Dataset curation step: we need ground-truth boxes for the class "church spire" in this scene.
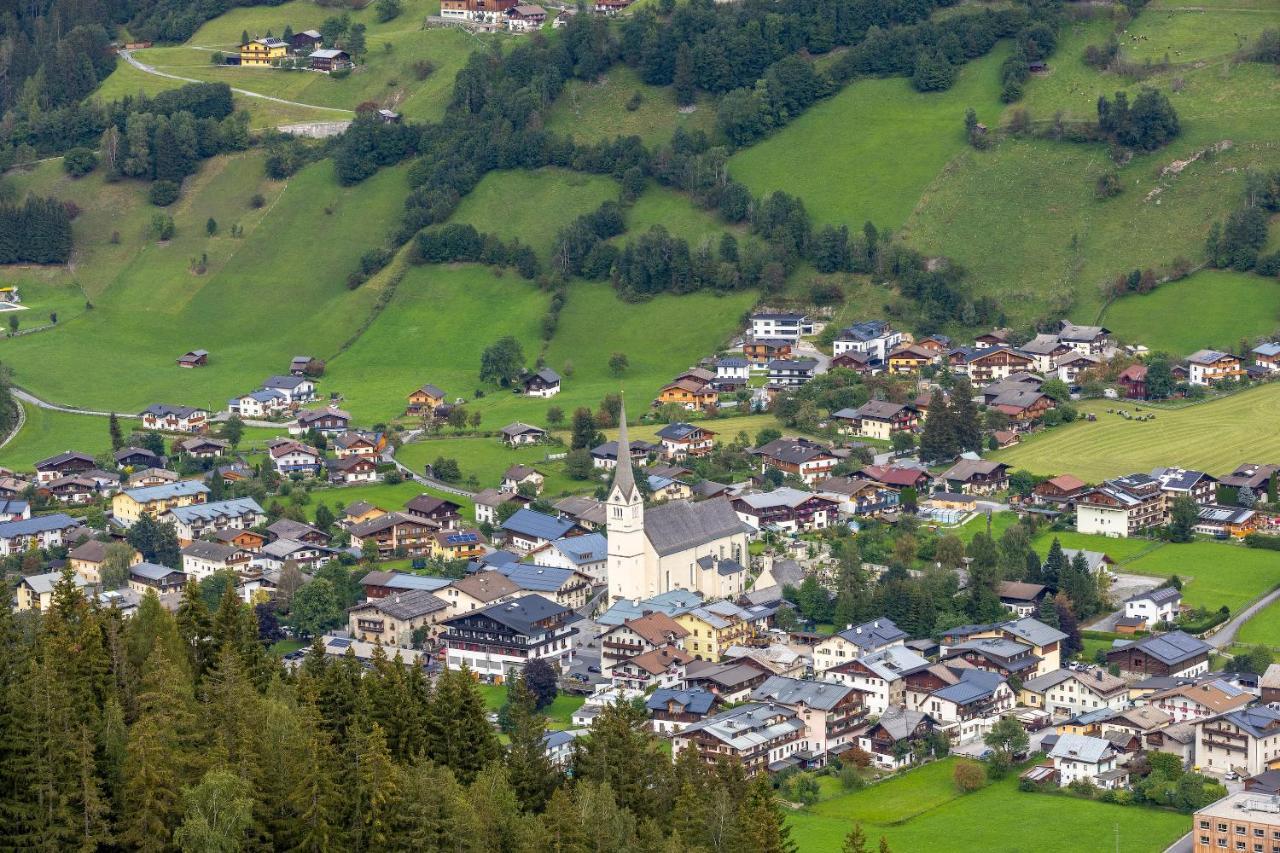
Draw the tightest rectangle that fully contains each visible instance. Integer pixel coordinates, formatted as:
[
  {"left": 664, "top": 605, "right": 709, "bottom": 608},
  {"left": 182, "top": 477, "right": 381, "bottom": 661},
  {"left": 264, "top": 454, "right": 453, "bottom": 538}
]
[{"left": 611, "top": 394, "right": 637, "bottom": 501}]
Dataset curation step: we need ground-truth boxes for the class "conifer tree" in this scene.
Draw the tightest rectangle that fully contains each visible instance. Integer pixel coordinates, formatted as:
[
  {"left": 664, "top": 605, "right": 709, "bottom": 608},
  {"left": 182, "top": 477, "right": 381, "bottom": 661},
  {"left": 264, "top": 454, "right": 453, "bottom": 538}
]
[
  {"left": 427, "top": 667, "right": 500, "bottom": 784},
  {"left": 175, "top": 581, "right": 213, "bottom": 679},
  {"left": 739, "top": 773, "right": 796, "bottom": 853},
  {"left": 918, "top": 388, "right": 954, "bottom": 462},
  {"left": 539, "top": 786, "right": 589, "bottom": 853},
  {"left": 950, "top": 378, "right": 982, "bottom": 453},
  {"left": 392, "top": 760, "right": 470, "bottom": 850},
  {"left": 108, "top": 413, "right": 124, "bottom": 451},
  {"left": 288, "top": 708, "right": 344, "bottom": 853},
  {"left": 843, "top": 822, "right": 870, "bottom": 853},
  {"left": 1042, "top": 537, "right": 1066, "bottom": 590},
  {"left": 346, "top": 721, "right": 398, "bottom": 851},
  {"left": 505, "top": 677, "right": 558, "bottom": 813}
]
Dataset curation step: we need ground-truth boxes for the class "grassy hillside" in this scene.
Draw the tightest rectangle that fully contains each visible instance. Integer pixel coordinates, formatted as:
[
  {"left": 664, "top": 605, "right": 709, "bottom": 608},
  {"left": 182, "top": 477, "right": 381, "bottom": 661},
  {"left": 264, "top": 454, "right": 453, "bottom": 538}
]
[
  {"left": 729, "top": 44, "right": 1011, "bottom": 230},
  {"left": 544, "top": 65, "right": 718, "bottom": 148},
  {"left": 1102, "top": 269, "right": 1280, "bottom": 354},
  {"left": 994, "top": 385, "right": 1280, "bottom": 481},
  {"left": 0, "top": 155, "right": 409, "bottom": 412}
]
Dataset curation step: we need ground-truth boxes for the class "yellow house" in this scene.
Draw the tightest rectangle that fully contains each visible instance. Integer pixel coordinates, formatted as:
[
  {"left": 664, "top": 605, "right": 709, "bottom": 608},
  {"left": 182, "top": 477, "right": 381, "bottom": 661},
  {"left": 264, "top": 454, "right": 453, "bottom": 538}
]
[
  {"left": 69, "top": 539, "right": 142, "bottom": 583},
  {"left": 239, "top": 37, "right": 288, "bottom": 66},
  {"left": 17, "top": 571, "right": 88, "bottom": 611},
  {"left": 675, "top": 603, "right": 754, "bottom": 661},
  {"left": 111, "top": 480, "right": 210, "bottom": 527}
]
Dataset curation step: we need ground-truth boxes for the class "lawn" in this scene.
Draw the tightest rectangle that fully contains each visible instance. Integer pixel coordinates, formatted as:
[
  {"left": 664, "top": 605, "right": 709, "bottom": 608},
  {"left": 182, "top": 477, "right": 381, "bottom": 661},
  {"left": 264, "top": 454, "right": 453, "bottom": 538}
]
[
  {"left": 447, "top": 169, "right": 618, "bottom": 260},
  {"left": 994, "top": 385, "right": 1280, "bottom": 482},
  {"left": 305, "top": 480, "right": 477, "bottom": 524},
  {"left": 789, "top": 759, "right": 1188, "bottom": 853},
  {"left": 1031, "top": 529, "right": 1280, "bottom": 613},
  {"left": 1237, "top": 599, "right": 1280, "bottom": 649},
  {"left": 729, "top": 44, "right": 1012, "bottom": 230},
  {"left": 476, "top": 684, "right": 586, "bottom": 731},
  {"left": 953, "top": 509, "right": 1020, "bottom": 543},
  {"left": 0, "top": 404, "right": 113, "bottom": 470},
  {"left": 615, "top": 185, "right": 748, "bottom": 252},
  {"left": 544, "top": 64, "right": 718, "bottom": 148},
  {"left": 1, "top": 156, "right": 410, "bottom": 414},
  {"left": 1120, "top": 1, "right": 1274, "bottom": 64},
  {"left": 1102, "top": 269, "right": 1280, "bottom": 355},
  {"left": 396, "top": 435, "right": 591, "bottom": 498}
]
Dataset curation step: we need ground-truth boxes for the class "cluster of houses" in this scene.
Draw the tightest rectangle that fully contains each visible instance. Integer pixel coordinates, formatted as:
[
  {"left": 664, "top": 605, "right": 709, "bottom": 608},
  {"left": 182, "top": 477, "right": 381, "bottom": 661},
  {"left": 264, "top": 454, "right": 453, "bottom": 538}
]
[
  {"left": 438, "top": 0, "right": 550, "bottom": 31},
  {"left": 232, "top": 30, "right": 355, "bottom": 73}
]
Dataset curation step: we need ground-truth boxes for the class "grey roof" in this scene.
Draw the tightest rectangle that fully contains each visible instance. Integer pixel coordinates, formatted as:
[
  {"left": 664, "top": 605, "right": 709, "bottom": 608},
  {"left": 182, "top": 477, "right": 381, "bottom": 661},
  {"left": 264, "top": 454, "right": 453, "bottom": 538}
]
[
  {"left": 1109, "top": 631, "right": 1208, "bottom": 666},
  {"left": 941, "top": 459, "right": 1009, "bottom": 482},
  {"left": 0, "top": 513, "right": 82, "bottom": 538},
  {"left": 856, "top": 645, "right": 930, "bottom": 681},
  {"left": 1214, "top": 706, "right": 1280, "bottom": 739},
  {"left": 1022, "top": 669, "right": 1075, "bottom": 693},
  {"left": 597, "top": 589, "right": 703, "bottom": 626},
  {"left": 950, "top": 637, "right": 1033, "bottom": 660},
  {"left": 141, "top": 404, "right": 205, "bottom": 418},
  {"left": 836, "top": 618, "right": 906, "bottom": 651},
  {"left": 22, "top": 570, "right": 89, "bottom": 595},
  {"left": 501, "top": 509, "right": 575, "bottom": 541},
  {"left": 1001, "top": 617, "right": 1068, "bottom": 647},
  {"left": 451, "top": 593, "right": 572, "bottom": 635},
  {"left": 611, "top": 399, "right": 638, "bottom": 502},
  {"left": 1049, "top": 733, "right": 1114, "bottom": 764},
  {"left": 680, "top": 703, "right": 804, "bottom": 749},
  {"left": 875, "top": 705, "right": 932, "bottom": 740},
  {"left": 525, "top": 368, "right": 560, "bottom": 384},
  {"left": 768, "top": 559, "right": 805, "bottom": 588},
  {"left": 754, "top": 438, "right": 834, "bottom": 465},
  {"left": 358, "top": 570, "right": 451, "bottom": 592},
  {"left": 500, "top": 422, "right": 545, "bottom": 437},
  {"left": 131, "top": 562, "right": 183, "bottom": 581},
  {"left": 932, "top": 668, "right": 1005, "bottom": 705},
  {"left": 647, "top": 688, "right": 716, "bottom": 715},
  {"left": 355, "top": 589, "right": 447, "bottom": 620},
  {"left": 751, "top": 675, "right": 857, "bottom": 711},
  {"left": 1060, "top": 549, "right": 1110, "bottom": 572},
  {"left": 853, "top": 400, "right": 911, "bottom": 420},
  {"left": 263, "top": 375, "right": 310, "bottom": 390},
  {"left": 123, "top": 480, "right": 210, "bottom": 503},
  {"left": 837, "top": 320, "right": 891, "bottom": 342},
  {"left": 1253, "top": 342, "right": 1280, "bottom": 357},
  {"left": 1057, "top": 323, "right": 1109, "bottom": 342},
  {"left": 167, "top": 498, "right": 264, "bottom": 525},
  {"left": 181, "top": 541, "right": 244, "bottom": 561},
  {"left": 1126, "top": 586, "right": 1181, "bottom": 606},
  {"left": 497, "top": 563, "right": 576, "bottom": 592},
  {"left": 268, "top": 518, "right": 327, "bottom": 540},
  {"left": 261, "top": 538, "right": 319, "bottom": 559},
  {"left": 551, "top": 532, "right": 607, "bottom": 564},
  {"left": 656, "top": 422, "right": 705, "bottom": 441},
  {"left": 309, "top": 48, "right": 349, "bottom": 59},
  {"left": 1150, "top": 466, "right": 1215, "bottom": 492},
  {"left": 644, "top": 498, "right": 748, "bottom": 556},
  {"left": 1020, "top": 334, "right": 1070, "bottom": 355},
  {"left": 735, "top": 487, "right": 827, "bottom": 511},
  {"left": 1186, "top": 349, "right": 1234, "bottom": 365}
]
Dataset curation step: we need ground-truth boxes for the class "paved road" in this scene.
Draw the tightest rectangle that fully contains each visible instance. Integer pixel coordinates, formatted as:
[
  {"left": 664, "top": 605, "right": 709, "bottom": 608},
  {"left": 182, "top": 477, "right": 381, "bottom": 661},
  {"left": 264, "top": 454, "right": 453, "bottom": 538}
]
[
  {"left": 119, "top": 49, "right": 354, "bottom": 115},
  {"left": 794, "top": 340, "right": 831, "bottom": 374},
  {"left": 1207, "top": 585, "right": 1280, "bottom": 649},
  {"left": 0, "top": 396, "right": 26, "bottom": 452},
  {"left": 13, "top": 386, "right": 279, "bottom": 429},
  {"left": 1085, "top": 572, "right": 1165, "bottom": 631}
]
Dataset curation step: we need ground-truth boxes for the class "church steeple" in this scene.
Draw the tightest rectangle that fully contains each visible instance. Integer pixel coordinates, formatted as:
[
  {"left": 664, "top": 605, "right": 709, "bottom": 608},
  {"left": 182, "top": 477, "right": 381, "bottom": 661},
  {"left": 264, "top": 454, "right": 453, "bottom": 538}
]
[{"left": 609, "top": 396, "right": 639, "bottom": 504}]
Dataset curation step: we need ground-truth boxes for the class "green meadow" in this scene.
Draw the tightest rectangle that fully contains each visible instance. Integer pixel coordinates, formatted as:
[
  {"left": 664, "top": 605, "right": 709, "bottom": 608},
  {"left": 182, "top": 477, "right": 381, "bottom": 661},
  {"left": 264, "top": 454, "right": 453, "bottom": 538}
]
[
  {"left": 788, "top": 758, "right": 1187, "bottom": 852},
  {"left": 544, "top": 65, "right": 718, "bottom": 148},
  {"left": 1238, "top": 599, "right": 1280, "bottom": 648},
  {"left": 395, "top": 435, "right": 589, "bottom": 499}
]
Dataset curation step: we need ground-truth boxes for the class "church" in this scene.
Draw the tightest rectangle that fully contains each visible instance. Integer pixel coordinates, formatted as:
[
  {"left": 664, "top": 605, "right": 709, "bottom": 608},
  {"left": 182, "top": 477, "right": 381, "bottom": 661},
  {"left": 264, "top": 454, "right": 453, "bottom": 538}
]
[{"left": 607, "top": 401, "right": 751, "bottom": 603}]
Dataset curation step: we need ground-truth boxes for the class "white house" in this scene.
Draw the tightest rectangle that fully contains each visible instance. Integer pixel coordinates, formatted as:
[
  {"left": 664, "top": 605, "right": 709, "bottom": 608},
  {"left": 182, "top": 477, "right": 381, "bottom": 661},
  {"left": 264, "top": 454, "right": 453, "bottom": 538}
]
[
  {"left": 1124, "top": 586, "right": 1181, "bottom": 626},
  {"left": 166, "top": 498, "right": 266, "bottom": 543},
  {"left": 749, "top": 312, "right": 809, "bottom": 344},
  {"left": 261, "top": 375, "right": 317, "bottom": 404},
  {"left": 229, "top": 389, "right": 288, "bottom": 418},
  {"left": 139, "top": 404, "right": 210, "bottom": 433},
  {"left": 268, "top": 440, "right": 323, "bottom": 477},
  {"left": 0, "top": 514, "right": 84, "bottom": 556},
  {"left": 1020, "top": 668, "right": 1129, "bottom": 719},
  {"left": 181, "top": 540, "right": 251, "bottom": 581},
  {"left": 1048, "top": 734, "right": 1126, "bottom": 788},
  {"left": 832, "top": 320, "right": 901, "bottom": 363},
  {"left": 714, "top": 357, "right": 750, "bottom": 383},
  {"left": 820, "top": 645, "right": 929, "bottom": 715},
  {"left": 813, "top": 618, "right": 907, "bottom": 674}
]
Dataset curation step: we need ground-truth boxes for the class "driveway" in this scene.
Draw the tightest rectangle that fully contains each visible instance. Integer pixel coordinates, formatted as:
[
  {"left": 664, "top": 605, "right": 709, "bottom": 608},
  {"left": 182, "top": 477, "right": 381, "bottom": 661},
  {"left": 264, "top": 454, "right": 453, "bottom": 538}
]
[
  {"left": 1086, "top": 572, "right": 1165, "bottom": 631},
  {"left": 1206, "top": 586, "right": 1280, "bottom": 649},
  {"left": 794, "top": 340, "right": 831, "bottom": 374}
]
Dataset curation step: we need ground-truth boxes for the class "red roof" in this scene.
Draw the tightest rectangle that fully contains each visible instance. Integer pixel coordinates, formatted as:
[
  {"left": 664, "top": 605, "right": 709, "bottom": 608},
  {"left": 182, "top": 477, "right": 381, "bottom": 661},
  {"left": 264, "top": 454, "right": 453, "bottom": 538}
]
[{"left": 1118, "top": 364, "right": 1147, "bottom": 381}]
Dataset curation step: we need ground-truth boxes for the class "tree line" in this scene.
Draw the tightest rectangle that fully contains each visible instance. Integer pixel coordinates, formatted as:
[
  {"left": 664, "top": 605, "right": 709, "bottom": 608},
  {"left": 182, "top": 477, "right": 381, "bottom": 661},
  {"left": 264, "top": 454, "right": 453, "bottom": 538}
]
[
  {"left": 1206, "top": 169, "right": 1280, "bottom": 276},
  {"left": 0, "top": 195, "right": 74, "bottom": 264},
  {"left": 0, "top": 573, "right": 805, "bottom": 852}
]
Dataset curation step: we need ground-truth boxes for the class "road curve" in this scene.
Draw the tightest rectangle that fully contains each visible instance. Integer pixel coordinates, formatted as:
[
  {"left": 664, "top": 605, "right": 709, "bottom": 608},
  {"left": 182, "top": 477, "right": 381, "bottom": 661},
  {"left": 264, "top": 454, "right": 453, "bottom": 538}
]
[
  {"left": 119, "top": 49, "right": 354, "bottom": 115},
  {"left": 1207, "top": 585, "right": 1280, "bottom": 649},
  {"left": 12, "top": 387, "right": 280, "bottom": 429}
]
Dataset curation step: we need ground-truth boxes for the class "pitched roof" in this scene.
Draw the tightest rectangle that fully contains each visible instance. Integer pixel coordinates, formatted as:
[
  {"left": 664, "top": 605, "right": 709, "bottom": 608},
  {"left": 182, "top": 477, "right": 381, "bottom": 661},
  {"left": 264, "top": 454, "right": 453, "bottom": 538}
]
[
  {"left": 500, "top": 422, "right": 545, "bottom": 437},
  {"left": 22, "top": 570, "right": 89, "bottom": 595},
  {"left": 835, "top": 618, "right": 906, "bottom": 651},
  {"left": 353, "top": 589, "right": 447, "bottom": 620},
  {"left": 131, "top": 561, "right": 183, "bottom": 581},
  {"left": 501, "top": 509, "right": 575, "bottom": 541},
  {"left": 0, "top": 513, "right": 82, "bottom": 538},
  {"left": 358, "top": 570, "right": 451, "bottom": 592},
  {"left": 453, "top": 593, "right": 572, "bottom": 635},
  {"left": 644, "top": 498, "right": 747, "bottom": 556},
  {"left": 1150, "top": 679, "right": 1252, "bottom": 714},
  {"left": 181, "top": 540, "right": 245, "bottom": 562},
  {"left": 122, "top": 480, "right": 210, "bottom": 503},
  {"left": 875, "top": 705, "right": 932, "bottom": 740},
  {"left": 549, "top": 531, "right": 607, "bottom": 564},
  {"left": 1050, "top": 733, "right": 1114, "bottom": 764},
  {"left": 69, "top": 539, "right": 111, "bottom": 563},
  {"left": 997, "top": 581, "right": 1046, "bottom": 602},
  {"left": 167, "top": 498, "right": 264, "bottom": 525},
  {"left": 450, "top": 570, "right": 523, "bottom": 603},
  {"left": 751, "top": 675, "right": 857, "bottom": 711},
  {"left": 1001, "top": 617, "right": 1068, "bottom": 647},
  {"left": 624, "top": 645, "right": 694, "bottom": 674},
  {"left": 754, "top": 437, "right": 835, "bottom": 465},
  {"left": 1212, "top": 706, "right": 1280, "bottom": 739},
  {"left": 621, "top": 611, "right": 690, "bottom": 644},
  {"left": 1126, "top": 586, "right": 1181, "bottom": 606},
  {"left": 646, "top": 687, "right": 716, "bottom": 715},
  {"left": 1109, "top": 631, "right": 1208, "bottom": 666}
]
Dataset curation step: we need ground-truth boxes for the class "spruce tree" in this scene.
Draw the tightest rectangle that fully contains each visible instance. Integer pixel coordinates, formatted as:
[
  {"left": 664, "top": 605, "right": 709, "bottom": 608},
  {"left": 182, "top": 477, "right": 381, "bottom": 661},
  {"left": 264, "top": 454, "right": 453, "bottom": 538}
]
[
  {"left": 539, "top": 786, "right": 589, "bottom": 853},
  {"left": 950, "top": 379, "right": 982, "bottom": 453},
  {"left": 843, "top": 822, "right": 870, "bottom": 853},
  {"left": 108, "top": 412, "right": 123, "bottom": 451},
  {"left": 918, "top": 388, "right": 954, "bottom": 462},
  {"left": 505, "top": 677, "right": 558, "bottom": 813},
  {"left": 1037, "top": 595, "right": 1059, "bottom": 628},
  {"left": 427, "top": 667, "right": 500, "bottom": 783},
  {"left": 1042, "top": 537, "right": 1066, "bottom": 590},
  {"left": 346, "top": 722, "right": 398, "bottom": 851},
  {"left": 288, "top": 709, "right": 344, "bottom": 853},
  {"left": 175, "top": 581, "right": 213, "bottom": 679},
  {"left": 738, "top": 773, "right": 797, "bottom": 853}
]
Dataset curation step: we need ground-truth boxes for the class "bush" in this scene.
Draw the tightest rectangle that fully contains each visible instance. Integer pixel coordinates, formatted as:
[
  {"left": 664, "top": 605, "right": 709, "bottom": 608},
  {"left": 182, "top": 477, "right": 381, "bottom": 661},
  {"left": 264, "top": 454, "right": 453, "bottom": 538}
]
[
  {"left": 63, "top": 147, "right": 97, "bottom": 177},
  {"left": 1095, "top": 171, "right": 1123, "bottom": 199},
  {"left": 954, "top": 761, "right": 986, "bottom": 793},
  {"left": 149, "top": 180, "right": 181, "bottom": 206},
  {"left": 249, "top": 193, "right": 266, "bottom": 209},
  {"left": 625, "top": 92, "right": 643, "bottom": 112},
  {"left": 411, "top": 59, "right": 435, "bottom": 80}
]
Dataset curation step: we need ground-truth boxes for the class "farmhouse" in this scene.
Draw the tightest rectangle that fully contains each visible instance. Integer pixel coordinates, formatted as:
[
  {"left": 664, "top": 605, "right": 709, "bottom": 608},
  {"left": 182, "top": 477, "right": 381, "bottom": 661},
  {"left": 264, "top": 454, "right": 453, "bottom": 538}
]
[
  {"left": 1186, "top": 349, "right": 1244, "bottom": 386},
  {"left": 753, "top": 437, "right": 838, "bottom": 485},
  {"left": 34, "top": 451, "right": 95, "bottom": 483},
  {"left": 140, "top": 404, "right": 209, "bottom": 432},
  {"left": 291, "top": 407, "right": 351, "bottom": 435},
  {"left": 308, "top": 48, "right": 351, "bottom": 72},
  {"left": 1252, "top": 342, "right": 1280, "bottom": 372},
  {"left": 1106, "top": 631, "right": 1210, "bottom": 678},
  {"left": 289, "top": 30, "right": 323, "bottom": 52},
  {"left": 239, "top": 37, "right": 287, "bottom": 66},
  {"left": 520, "top": 368, "right": 561, "bottom": 397},
  {"left": 176, "top": 349, "right": 208, "bottom": 368},
  {"left": 506, "top": 5, "right": 546, "bottom": 30},
  {"left": 656, "top": 378, "right": 718, "bottom": 411},
  {"left": 655, "top": 422, "right": 716, "bottom": 459},
  {"left": 406, "top": 384, "right": 447, "bottom": 416},
  {"left": 832, "top": 400, "right": 918, "bottom": 440},
  {"left": 1116, "top": 363, "right": 1148, "bottom": 399},
  {"left": 1033, "top": 473, "right": 1088, "bottom": 506},
  {"left": 732, "top": 488, "right": 837, "bottom": 533},
  {"left": 176, "top": 437, "right": 229, "bottom": 458},
  {"left": 500, "top": 422, "right": 546, "bottom": 446}
]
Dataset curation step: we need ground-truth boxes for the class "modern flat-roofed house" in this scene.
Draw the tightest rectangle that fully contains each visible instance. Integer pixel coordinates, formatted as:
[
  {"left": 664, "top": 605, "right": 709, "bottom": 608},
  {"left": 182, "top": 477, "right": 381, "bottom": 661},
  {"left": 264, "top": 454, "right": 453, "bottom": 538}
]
[
  {"left": 832, "top": 320, "right": 900, "bottom": 363},
  {"left": 749, "top": 312, "right": 809, "bottom": 344},
  {"left": 1106, "top": 631, "right": 1210, "bottom": 679},
  {"left": 1186, "top": 349, "right": 1244, "bottom": 386}
]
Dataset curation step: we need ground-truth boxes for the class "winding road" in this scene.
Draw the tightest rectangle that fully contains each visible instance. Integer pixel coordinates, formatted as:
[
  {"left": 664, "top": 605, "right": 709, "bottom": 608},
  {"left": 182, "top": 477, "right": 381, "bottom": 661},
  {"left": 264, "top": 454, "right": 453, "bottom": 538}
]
[
  {"left": 119, "top": 49, "right": 354, "bottom": 115},
  {"left": 1206, "top": 585, "right": 1280, "bottom": 649},
  {"left": 10, "top": 386, "right": 279, "bottom": 428}
]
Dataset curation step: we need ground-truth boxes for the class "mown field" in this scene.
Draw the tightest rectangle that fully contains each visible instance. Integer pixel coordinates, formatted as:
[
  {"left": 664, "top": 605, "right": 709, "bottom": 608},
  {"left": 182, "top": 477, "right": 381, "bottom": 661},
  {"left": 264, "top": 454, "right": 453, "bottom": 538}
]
[
  {"left": 1102, "top": 269, "right": 1280, "bottom": 355},
  {"left": 1031, "top": 529, "right": 1280, "bottom": 614},
  {"left": 995, "top": 384, "right": 1280, "bottom": 482},
  {"left": 1238, "top": 599, "right": 1280, "bottom": 648},
  {"left": 788, "top": 757, "right": 1188, "bottom": 852},
  {"left": 396, "top": 435, "right": 588, "bottom": 498},
  {"left": 544, "top": 64, "right": 718, "bottom": 148}
]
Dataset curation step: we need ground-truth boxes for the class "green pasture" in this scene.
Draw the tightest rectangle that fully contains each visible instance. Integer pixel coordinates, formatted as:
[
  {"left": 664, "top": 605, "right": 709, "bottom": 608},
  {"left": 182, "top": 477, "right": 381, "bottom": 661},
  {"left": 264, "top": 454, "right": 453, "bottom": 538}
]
[
  {"left": 544, "top": 64, "right": 718, "bottom": 148},
  {"left": 788, "top": 758, "right": 1188, "bottom": 853},
  {"left": 994, "top": 385, "right": 1280, "bottom": 482},
  {"left": 396, "top": 435, "right": 592, "bottom": 498},
  {"left": 1238, "top": 599, "right": 1280, "bottom": 648},
  {"left": 1102, "top": 270, "right": 1280, "bottom": 355},
  {"left": 729, "top": 44, "right": 1011, "bottom": 230},
  {"left": 616, "top": 185, "right": 748, "bottom": 251},
  {"left": 306, "top": 479, "right": 477, "bottom": 523},
  {"left": 1120, "top": 2, "right": 1274, "bottom": 64},
  {"left": 0, "top": 404, "right": 113, "bottom": 470}
]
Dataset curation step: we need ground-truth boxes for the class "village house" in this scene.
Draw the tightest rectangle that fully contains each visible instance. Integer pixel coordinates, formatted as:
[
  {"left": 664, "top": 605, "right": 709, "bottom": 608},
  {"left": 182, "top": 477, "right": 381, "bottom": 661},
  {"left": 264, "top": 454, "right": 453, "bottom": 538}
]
[
  {"left": 990, "top": 387, "right": 1055, "bottom": 425},
  {"left": 16, "top": 570, "right": 89, "bottom": 611},
  {"left": 1194, "top": 504, "right": 1258, "bottom": 538},
  {"left": 591, "top": 439, "right": 655, "bottom": 470},
  {"left": 261, "top": 375, "right": 317, "bottom": 406},
  {"left": 1150, "top": 680, "right": 1253, "bottom": 723},
  {"left": 766, "top": 358, "right": 818, "bottom": 387},
  {"left": 327, "top": 455, "right": 379, "bottom": 485},
  {"left": 165, "top": 497, "right": 266, "bottom": 543},
  {"left": 290, "top": 356, "right": 320, "bottom": 377},
  {"left": 948, "top": 617, "right": 1066, "bottom": 676},
  {"left": 886, "top": 344, "right": 938, "bottom": 373},
  {"left": 858, "top": 464, "right": 933, "bottom": 493},
  {"left": 291, "top": 407, "right": 351, "bottom": 436},
  {"left": 532, "top": 530, "right": 608, "bottom": 579},
  {"left": 472, "top": 488, "right": 530, "bottom": 526},
  {"left": 348, "top": 590, "right": 449, "bottom": 646},
  {"left": 829, "top": 350, "right": 876, "bottom": 375},
  {"left": 349, "top": 512, "right": 438, "bottom": 559},
  {"left": 229, "top": 389, "right": 289, "bottom": 418},
  {"left": 440, "top": 0, "right": 518, "bottom": 23},
  {"left": 674, "top": 702, "right": 805, "bottom": 773},
  {"left": 655, "top": 422, "right": 717, "bottom": 459},
  {"left": 817, "top": 476, "right": 899, "bottom": 516},
  {"left": 832, "top": 320, "right": 901, "bottom": 363},
  {"left": 126, "top": 468, "right": 177, "bottom": 489},
  {"left": 647, "top": 688, "right": 719, "bottom": 734},
  {"left": 1106, "top": 631, "right": 1211, "bottom": 679},
  {"left": 611, "top": 645, "right": 694, "bottom": 691},
  {"left": 128, "top": 562, "right": 187, "bottom": 596},
  {"left": 176, "top": 349, "right": 208, "bottom": 368},
  {"left": 68, "top": 539, "right": 139, "bottom": 584},
  {"left": 239, "top": 36, "right": 287, "bottom": 66},
  {"left": 1033, "top": 473, "right": 1089, "bottom": 506},
  {"left": 1151, "top": 466, "right": 1218, "bottom": 506},
  {"left": 1124, "top": 586, "right": 1182, "bottom": 628},
  {"left": 488, "top": 562, "right": 589, "bottom": 611},
  {"left": 952, "top": 347, "right": 1037, "bottom": 382},
  {"left": 655, "top": 377, "right": 718, "bottom": 411},
  {"left": 813, "top": 618, "right": 907, "bottom": 673},
  {"left": 732, "top": 487, "right": 838, "bottom": 534},
  {"left": 909, "top": 667, "right": 1014, "bottom": 744},
  {"left": 1220, "top": 462, "right": 1280, "bottom": 492},
  {"left": 997, "top": 581, "right": 1048, "bottom": 618},
  {"left": 331, "top": 431, "right": 383, "bottom": 459},
  {"left": 1116, "top": 363, "right": 1148, "bottom": 399},
  {"left": 499, "top": 422, "right": 546, "bottom": 447},
  {"left": 751, "top": 675, "right": 867, "bottom": 764},
  {"left": 181, "top": 540, "right": 251, "bottom": 581},
  {"left": 112, "top": 480, "right": 209, "bottom": 527},
  {"left": 599, "top": 611, "right": 690, "bottom": 672},
  {"left": 427, "top": 528, "right": 486, "bottom": 562},
  {"left": 1020, "top": 668, "right": 1129, "bottom": 719},
  {"left": 942, "top": 637, "right": 1040, "bottom": 679},
  {"left": 939, "top": 459, "right": 1010, "bottom": 495},
  {"left": 256, "top": 538, "right": 331, "bottom": 572},
  {"left": 520, "top": 368, "right": 561, "bottom": 397},
  {"left": 34, "top": 451, "right": 96, "bottom": 483},
  {"left": 501, "top": 464, "right": 544, "bottom": 495},
  {"left": 646, "top": 474, "right": 692, "bottom": 502},
  {"left": 501, "top": 509, "right": 577, "bottom": 553},
  {"left": 343, "top": 501, "right": 384, "bottom": 528},
  {"left": 1186, "top": 349, "right": 1244, "bottom": 386},
  {"left": 506, "top": 4, "right": 545, "bottom": 29},
  {"left": 308, "top": 47, "right": 351, "bottom": 72},
  {"left": 404, "top": 494, "right": 462, "bottom": 529},
  {"left": 0, "top": 497, "right": 29, "bottom": 523},
  {"left": 858, "top": 706, "right": 940, "bottom": 770},
  {"left": 1076, "top": 473, "right": 1166, "bottom": 537},
  {"left": 267, "top": 519, "right": 331, "bottom": 547},
  {"left": 440, "top": 570, "right": 524, "bottom": 617},
  {"left": 1194, "top": 706, "right": 1280, "bottom": 778},
  {"left": 1043, "top": 734, "right": 1127, "bottom": 789},
  {"left": 268, "top": 439, "right": 323, "bottom": 477},
  {"left": 358, "top": 570, "right": 451, "bottom": 600},
  {"left": 821, "top": 644, "right": 930, "bottom": 715},
  {"left": 175, "top": 437, "right": 229, "bottom": 459},
  {"left": 1056, "top": 351, "right": 1102, "bottom": 384},
  {"left": 753, "top": 437, "right": 838, "bottom": 486},
  {"left": 676, "top": 601, "right": 756, "bottom": 661},
  {"left": 1252, "top": 342, "right": 1280, "bottom": 372},
  {"left": 406, "top": 384, "right": 447, "bottom": 416},
  {"left": 713, "top": 356, "right": 750, "bottom": 388},
  {"left": 39, "top": 473, "right": 113, "bottom": 505},
  {"left": 112, "top": 446, "right": 161, "bottom": 470},
  {"left": 1057, "top": 322, "right": 1113, "bottom": 355},
  {"left": 743, "top": 336, "right": 793, "bottom": 365},
  {"left": 832, "top": 400, "right": 918, "bottom": 440},
  {"left": 1019, "top": 334, "right": 1075, "bottom": 373},
  {"left": 749, "top": 312, "right": 810, "bottom": 344},
  {"left": 140, "top": 404, "right": 210, "bottom": 433},
  {"left": 441, "top": 593, "right": 579, "bottom": 678}
]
